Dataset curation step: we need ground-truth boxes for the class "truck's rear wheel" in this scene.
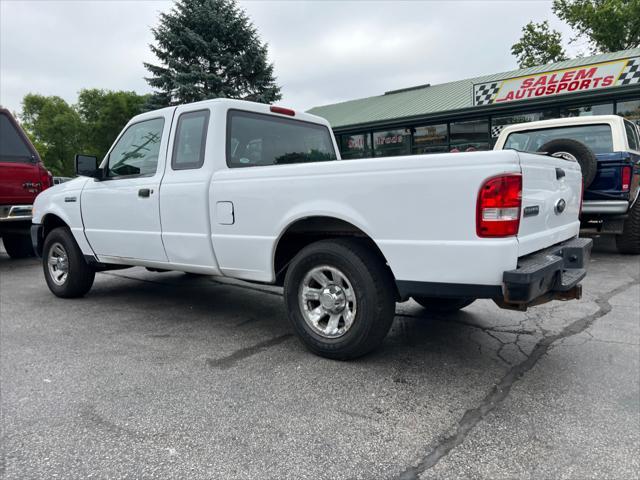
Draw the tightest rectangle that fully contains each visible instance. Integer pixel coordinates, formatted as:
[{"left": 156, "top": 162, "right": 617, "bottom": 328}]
[
  {"left": 284, "top": 239, "right": 396, "bottom": 360},
  {"left": 42, "top": 227, "right": 95, "bottom": 298},
  {"left": 412, "top": 296, "right": 475, "bottom": 313},
  {"left": 2, "top": 234, "right": 34, "bottom": 259},
  {"left": 616, "top": 200, "right": 640, "bottom": 254}
]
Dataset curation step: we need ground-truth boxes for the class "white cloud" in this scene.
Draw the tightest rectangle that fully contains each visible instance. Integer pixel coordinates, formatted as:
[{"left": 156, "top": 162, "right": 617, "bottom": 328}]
[{"left": 0, "top": 0, "right": 576, "bottom": 114}]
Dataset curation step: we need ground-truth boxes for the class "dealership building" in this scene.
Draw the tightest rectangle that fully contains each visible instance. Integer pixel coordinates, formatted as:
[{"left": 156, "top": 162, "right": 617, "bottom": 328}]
[{"left": 308, "top": 49, "right": 640, "bottom": 159}]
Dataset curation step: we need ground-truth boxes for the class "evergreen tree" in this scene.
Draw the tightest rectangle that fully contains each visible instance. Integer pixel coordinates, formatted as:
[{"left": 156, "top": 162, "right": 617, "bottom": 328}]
[{"left": 144, "top": 0, "right": 282, "bottom": 107}]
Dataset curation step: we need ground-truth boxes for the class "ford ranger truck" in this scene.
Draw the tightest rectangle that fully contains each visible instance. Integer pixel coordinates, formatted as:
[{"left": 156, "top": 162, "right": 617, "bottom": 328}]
[
  {"left": 494, "top": 115, "right": 640, "bottom": 254},
  {"left": 31, "top": 99, "right": 592, "bottom": 359},
  {"left": 0, "top": 108, "right": 53, "bottom": 258}
]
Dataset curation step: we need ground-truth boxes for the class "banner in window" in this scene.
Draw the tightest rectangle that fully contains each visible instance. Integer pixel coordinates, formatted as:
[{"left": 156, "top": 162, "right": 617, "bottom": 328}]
[{"left": 473, "top": 57, "right": 640, "bottom": 106}]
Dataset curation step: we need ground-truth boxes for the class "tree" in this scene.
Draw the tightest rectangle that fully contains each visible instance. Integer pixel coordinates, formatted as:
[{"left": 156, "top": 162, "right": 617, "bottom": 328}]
[
  {"left": 144, "top": 0, "right": 282, "bottom": 107},
  {"left": 19, "top": 90, "right": 149, "bottom": 176},
  {"left": 511, "top": 21, "right": 568, "bottom": 68},
  {"left": 77, "top": 89, "right": 149, "bottom": 160},
  {"left": 553, "top": 0, "right": 640, "bottom": 53},
  {"left": 20, "top": 94, "right": 84, "bottom": 176}
]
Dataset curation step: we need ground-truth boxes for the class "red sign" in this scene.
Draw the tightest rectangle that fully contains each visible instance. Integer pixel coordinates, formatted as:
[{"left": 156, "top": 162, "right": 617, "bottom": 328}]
[{"left": 474, "top": 57, "right": 639, "bottom": 106}]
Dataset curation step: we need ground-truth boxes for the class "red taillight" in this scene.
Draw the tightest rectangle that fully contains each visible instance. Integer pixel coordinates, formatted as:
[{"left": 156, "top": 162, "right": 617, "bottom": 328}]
[
  {"left": 621, "top": 166, "right": 631, "bottom": 191},
  {"left": 39, "top": 166, "right": 53, "bottom": 191},
  {"left": 476, "top": 174, "right": 522, "bottom": 238},
  {"left": 270, "top": 106, "right": 295, "bottom": 116}
]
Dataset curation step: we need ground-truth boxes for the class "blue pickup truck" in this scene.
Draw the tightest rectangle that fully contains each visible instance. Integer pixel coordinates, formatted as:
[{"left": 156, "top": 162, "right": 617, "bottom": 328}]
[{"left": 494, "top": 115, "right": 640, "bottom": 254}]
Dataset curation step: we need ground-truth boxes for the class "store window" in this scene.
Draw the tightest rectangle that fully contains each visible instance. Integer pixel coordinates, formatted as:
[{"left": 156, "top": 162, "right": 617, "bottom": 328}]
[
  {"left": 412, "top": 124, "right": 448, "bottom": 154},
  {"left": 340, "top": 133, "right": 371, "bottom": 159},
  {"left": 617, "top": 99, "right": 640, "bottom": 126},
  {"left": 559, "top": 103, "right": 613, "bottom": 117},
  {"left": 450, "top": 119, "right": 489, "bottom": 151},
  {"left": 373, "top": 128, "right": 411, "bottom": 157},
  {"left": 491, "top": 111, "right": 556, "bottom": 142}
]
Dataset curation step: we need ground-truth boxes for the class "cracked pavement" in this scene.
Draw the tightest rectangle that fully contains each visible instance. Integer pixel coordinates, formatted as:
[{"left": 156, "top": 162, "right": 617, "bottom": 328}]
[{"left": 1, "top": 237, "right": 638, "bottom": 479}]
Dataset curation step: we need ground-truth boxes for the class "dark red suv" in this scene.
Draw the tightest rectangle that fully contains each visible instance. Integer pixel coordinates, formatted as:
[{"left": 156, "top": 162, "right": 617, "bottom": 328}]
[{"left": 0, "top": 108, "right": 53, "bottom": 258}]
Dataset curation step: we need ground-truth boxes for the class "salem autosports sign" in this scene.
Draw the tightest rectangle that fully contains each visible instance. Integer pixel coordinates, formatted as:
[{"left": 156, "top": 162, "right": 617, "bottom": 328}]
[{"left": 474, "top": 57, "right": 639, "bottom": 106}]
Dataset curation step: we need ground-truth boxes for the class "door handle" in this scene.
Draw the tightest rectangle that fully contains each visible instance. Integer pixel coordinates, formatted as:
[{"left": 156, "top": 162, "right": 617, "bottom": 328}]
[
  {"left": 138, "top": 188, "right": 152, "bottom": 198},
  {"left": 555, "top": 167, "right": 565, "bottom": 180}
]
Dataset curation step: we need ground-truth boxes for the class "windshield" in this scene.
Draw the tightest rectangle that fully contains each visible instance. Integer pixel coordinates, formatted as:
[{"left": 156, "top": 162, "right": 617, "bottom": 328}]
[{"left": 504, "top": 124, "right": 613, "bottom": 154}]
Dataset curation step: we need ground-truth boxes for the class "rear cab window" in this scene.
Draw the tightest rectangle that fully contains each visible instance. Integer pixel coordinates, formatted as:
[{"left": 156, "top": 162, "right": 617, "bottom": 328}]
[
  {"left": 504, "top": 124, "right": 613, "bottom": 154},
  {"left": 0, "top": 111, "right": 35, "bottom": 163},
  {"left": 226, "top": 110, "right": 337, "bottom": 168}
]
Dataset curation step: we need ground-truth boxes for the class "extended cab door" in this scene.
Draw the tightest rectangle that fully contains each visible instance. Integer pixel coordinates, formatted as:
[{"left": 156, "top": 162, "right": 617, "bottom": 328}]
[
  {"left": 159, "top": 104, "right": 219, "bottom": 271},
  {"left": 81, "top": 110, "right": 174, "bottom": 261}
]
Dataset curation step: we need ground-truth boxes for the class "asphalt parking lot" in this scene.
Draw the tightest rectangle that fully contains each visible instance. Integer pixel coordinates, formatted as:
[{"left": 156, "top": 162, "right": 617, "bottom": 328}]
[{"left": 1, "top": 237, "right": 638, "bottom": 479}]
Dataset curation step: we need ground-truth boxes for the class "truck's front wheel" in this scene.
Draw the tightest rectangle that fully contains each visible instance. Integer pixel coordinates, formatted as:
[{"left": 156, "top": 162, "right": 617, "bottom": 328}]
[
  {"left": 616, "top": 200, "right": 640, "bottom": 254},
  {"left": 284, "top": 239, "right": 396, "bottom": 360},
  {"left": 42, "top": 227, "right": 95, "bottom": 298}
]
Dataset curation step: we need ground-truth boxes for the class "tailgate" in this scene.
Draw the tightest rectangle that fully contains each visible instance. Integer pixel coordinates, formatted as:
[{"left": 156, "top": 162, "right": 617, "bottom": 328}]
[
  {"left": 517, "top": 151, "right": 582, "bottom": 256},
  {"left": 0, "top": 162, "right": 42, "bottom": 205},
  {"left": 0, "top": 110, "right": 41, "bottom": 205}
]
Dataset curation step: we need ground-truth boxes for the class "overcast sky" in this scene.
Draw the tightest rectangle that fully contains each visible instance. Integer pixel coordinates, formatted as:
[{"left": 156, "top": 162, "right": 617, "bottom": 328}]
[{"left": 0, "top": 0, "right": 580, "bottom": 114}]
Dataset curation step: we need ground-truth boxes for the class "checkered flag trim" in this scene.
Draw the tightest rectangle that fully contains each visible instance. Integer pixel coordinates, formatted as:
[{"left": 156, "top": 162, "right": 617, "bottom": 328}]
[
  {"left": 491, "top": 125, "right": 505, "bottom": 138},
  {"left": 474, "top": 82, "right": 500, "bottom": 105},
  {"left": 617, "top": 58, "right": 640, "bottom": 86}
]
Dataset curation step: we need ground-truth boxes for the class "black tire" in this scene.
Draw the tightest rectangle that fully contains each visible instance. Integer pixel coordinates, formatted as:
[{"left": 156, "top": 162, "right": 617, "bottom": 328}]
[
  {"left": 2, "top": 234, "right": 34, "bottom": 259},
  {"left": 537, "top": 138, "right": 598, "bottom": 188},
  {"left": 42, "top": 227, "right": 95, "bottom": 298},
  {"left": 283, "top": 239, "right": 396, "bottom": 360},
  {"left": 616, "top": 200, "right": 640, "bottom": 254},
  {"left": 412, "top": 296, "right": 475, "bottom": 313}
]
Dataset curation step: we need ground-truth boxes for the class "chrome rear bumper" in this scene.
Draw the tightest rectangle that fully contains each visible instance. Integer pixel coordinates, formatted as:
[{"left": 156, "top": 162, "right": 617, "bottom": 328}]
[{"left": 581, "top": 200, "right": 628, "bottom": 214}]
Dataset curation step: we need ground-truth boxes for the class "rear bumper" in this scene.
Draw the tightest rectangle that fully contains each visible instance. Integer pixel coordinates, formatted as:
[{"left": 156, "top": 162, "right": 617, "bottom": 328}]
[
  {"left": 396, "top": 237, "right": 592, "bottom": 310},
  {"left": 581, "top": 200, "right": 628, "bottom": 214},
  {"left": 501, "top": 237, "right": 592, "bottom": 306}
]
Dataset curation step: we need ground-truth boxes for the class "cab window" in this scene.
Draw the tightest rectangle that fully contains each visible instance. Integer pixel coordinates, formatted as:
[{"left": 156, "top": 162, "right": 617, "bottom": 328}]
[
  {"left": 0, "top": 112, "right": 34, "bottom": 163},
  {"left": 107, "top": 118, "right": 165, "bottom": 177},
  {"left": 624, "top": 120, "right": 640, "bottom": 151},
  {"left": 504, "top": 124, "right": 613, "bottom": 154},
  {"left": 172, "top": 110, "right": 210, "bottom": 170},
  {"left": 227, "top": 110, "right": 336, "bottom": 168}
]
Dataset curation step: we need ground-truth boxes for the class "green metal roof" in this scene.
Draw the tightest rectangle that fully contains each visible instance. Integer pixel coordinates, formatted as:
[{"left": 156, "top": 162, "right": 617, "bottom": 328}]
[{"left": 307, "top": 48, "right": 640, "bottom": 129}]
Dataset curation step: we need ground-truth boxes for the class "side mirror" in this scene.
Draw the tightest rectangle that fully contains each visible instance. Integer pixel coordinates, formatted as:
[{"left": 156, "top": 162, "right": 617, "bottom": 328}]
[{"left": 75, "top": 154, "right": 101, "bottom": 179}]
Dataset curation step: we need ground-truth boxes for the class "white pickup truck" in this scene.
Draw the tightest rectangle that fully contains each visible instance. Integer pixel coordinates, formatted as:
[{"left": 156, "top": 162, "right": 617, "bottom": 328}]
[{"left": 32, "top": 99, "right": 592, "bottom": 359}]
